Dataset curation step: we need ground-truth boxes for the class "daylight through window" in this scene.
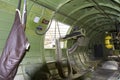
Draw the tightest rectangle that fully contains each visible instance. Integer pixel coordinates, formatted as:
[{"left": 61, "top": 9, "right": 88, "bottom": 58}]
[{"left": 44, "top": 20, "right": 70, "bottom": 48}]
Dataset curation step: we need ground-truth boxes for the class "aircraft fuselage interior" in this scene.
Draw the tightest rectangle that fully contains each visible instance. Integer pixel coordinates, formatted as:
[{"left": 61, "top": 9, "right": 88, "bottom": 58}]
[{"left": 0, "top": 0, "right": 120, "bottom": 80}]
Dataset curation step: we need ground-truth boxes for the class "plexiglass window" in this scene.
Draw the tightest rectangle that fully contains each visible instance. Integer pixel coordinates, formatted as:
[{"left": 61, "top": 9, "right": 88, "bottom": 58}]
[{"left": 44, "top": 20, "right": 70, "bottom": 48}]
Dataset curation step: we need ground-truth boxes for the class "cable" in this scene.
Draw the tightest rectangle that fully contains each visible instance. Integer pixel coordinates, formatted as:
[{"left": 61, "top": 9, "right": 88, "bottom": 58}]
[
  {"left": 56, "top": 20, "right": 62, "bottom": 38},
  {"left": 91, "top": 0, "right": 114, "bottom": 22},
  {"left": 55, "top": 20, "right": 57, "bottom": 40}
]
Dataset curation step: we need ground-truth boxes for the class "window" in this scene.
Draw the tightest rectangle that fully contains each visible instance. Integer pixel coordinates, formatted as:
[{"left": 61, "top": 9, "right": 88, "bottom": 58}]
[{"left": 44, "top": 20, "right": 70, "bottom": 48}]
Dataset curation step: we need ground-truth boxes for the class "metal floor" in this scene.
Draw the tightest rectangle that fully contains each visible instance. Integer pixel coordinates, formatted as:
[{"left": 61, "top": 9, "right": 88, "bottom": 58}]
[{"left": 90, "top": 68, "right": 120, "bottom": 80}]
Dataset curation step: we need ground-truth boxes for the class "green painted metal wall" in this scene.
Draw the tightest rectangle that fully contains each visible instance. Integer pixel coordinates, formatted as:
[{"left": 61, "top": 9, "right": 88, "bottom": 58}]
[
  {"left": 0, "top": 1, "right": 54, "bottom": 80},
  {"left": 0, "top": 0, "right": 110, "bottom": 79}
]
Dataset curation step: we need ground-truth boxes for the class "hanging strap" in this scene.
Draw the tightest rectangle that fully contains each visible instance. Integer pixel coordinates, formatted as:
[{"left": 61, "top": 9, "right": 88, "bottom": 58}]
[{"left": 55, "top": 38, "right": 72, "bottom": 79}]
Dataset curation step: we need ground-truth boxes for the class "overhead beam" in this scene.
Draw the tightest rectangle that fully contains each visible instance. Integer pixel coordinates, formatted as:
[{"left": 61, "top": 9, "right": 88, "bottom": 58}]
[
  {"left": 87, "top": 22, "right": 115, "bottom": 36},
  {"left": 85, "top": 19, "right": 112, "bottom": 31},
  {"left": 63, "top": 3, "right": 120, "bottom": 22},
  {"left": 111, "top": 0, "right": 120, "bottom": 6},
  {"left": 82, "top": 15, "right": 117, "bottom": 27},
  {"left": 74, "top": 10, "right": 119, "bottom": 26},
  {"left": 91, "top": 0, "right": 113, "bottom": 21}
]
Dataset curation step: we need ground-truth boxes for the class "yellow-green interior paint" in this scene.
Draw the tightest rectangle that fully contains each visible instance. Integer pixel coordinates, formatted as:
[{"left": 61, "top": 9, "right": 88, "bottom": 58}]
[{"left": 0, "top": 0, "right": 120, "bottom": 80}]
